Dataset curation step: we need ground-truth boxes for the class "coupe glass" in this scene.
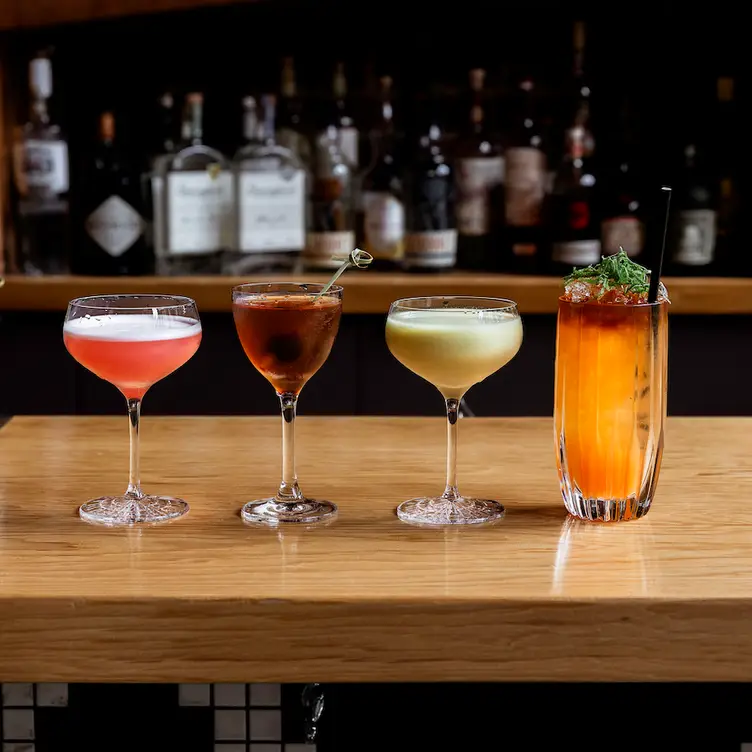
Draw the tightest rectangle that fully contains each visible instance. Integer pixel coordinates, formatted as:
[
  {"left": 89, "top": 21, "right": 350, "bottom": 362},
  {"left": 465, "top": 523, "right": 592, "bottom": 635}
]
[
  {"left": 232, "top": 282, "right": 343, "bottom": 525},
  {"left": 63, "top": 294, "right": 202, "bottom": 525},
  {"left": 385, "top": 296, "right": 523, "bottom": 525}
]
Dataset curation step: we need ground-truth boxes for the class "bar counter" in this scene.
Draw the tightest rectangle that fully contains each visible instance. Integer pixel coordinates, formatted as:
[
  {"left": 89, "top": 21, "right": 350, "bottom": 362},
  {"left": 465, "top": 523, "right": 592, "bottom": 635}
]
[
  {"left": 1, "top": 273, "right": 752, "bottom": 313},
  {"left": 1, "top": 414, "right": 750, "bottom": 683}
]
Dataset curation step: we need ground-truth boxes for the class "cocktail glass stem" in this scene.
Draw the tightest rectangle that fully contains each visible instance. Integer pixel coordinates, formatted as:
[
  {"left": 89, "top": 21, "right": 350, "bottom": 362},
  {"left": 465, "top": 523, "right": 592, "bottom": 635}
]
[
  {"left": 277, "top": 392, "right": 303, "bottom": 502},
  {"left": 125, "top": 397, "right": 144, "bottom": 500},
  {"left": 442, "top": 397, "right": 461, "bottom": 503}
]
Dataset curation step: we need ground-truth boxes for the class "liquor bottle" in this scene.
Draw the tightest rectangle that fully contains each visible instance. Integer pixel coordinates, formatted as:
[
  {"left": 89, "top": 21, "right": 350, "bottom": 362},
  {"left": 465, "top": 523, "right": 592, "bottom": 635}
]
[
  {"left": 332, "top": 61, "right": 359, "bottom": 170},
  {"left": 668, "top": 142, "right": 717, "bottom": 271},
  {"left": 145, "top": 91, "right": 177, "bottom": 256},
  {"left": 303, "top": 124, "right": 355, "bottom": 271},
  {"left": 548, "top": 125, "right": 601, "bottom": 271},
  {"left": 156, "top": 92, "right": 232, "bottom": 275},
  {"left": 569, "top": 21, "right": 594, "bottom": 158},
  {"left": 454, "top": 68, "right": 503, "bottom": 270},
  {"left": 72, "top": 112, "right": 151, "bottom": 275},
  {"left": 714, "top": 76, "right": 740, "bottom": 272},
  {"left": 239, "top": 95, "right": 263, "bottom": 150},
  {"left": 228, "top": 94, "right": 307, "bottom": 274},
  {"left": 12, "top": 53, "right": 70, "bottom": 274},
  {"left": 277, "top": 57, "right": 311, "bottom": 166},
  {"left": 359, "top": 75, "right": 405, "bottom": 269},
  {"left": 403, "top": 115, "right": 457, "bottom": 271},
  {"left": 503, "top": 77, "right": 547, "bottom": 272},
  {"left": 600, "top": 158, "right": 644, "bottom": 260}
]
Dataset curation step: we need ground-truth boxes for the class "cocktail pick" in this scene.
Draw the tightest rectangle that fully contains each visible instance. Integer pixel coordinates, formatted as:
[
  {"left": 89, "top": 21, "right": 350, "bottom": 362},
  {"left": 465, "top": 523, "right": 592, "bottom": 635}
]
[{"left": 314, "top": 248, "right": 373, "bottom": 299}]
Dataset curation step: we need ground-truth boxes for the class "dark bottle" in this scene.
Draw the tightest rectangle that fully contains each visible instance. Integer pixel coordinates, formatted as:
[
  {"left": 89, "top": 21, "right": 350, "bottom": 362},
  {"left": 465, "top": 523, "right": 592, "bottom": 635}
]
[
  {"left": 503, "top": 77, "right": 547, "bottom": 272},
  {"left": 277, "top": 56, "right": 311, "bottom": 166},
  {"left": 600, "top": 156, "right": 644, "bottom": 261},
  {"left": 548, "top": 125, "right": 601, "bottom": 271},
  {"left": 714, "top": 76, "right": 741, "bottom": 273},
  {"left": 73, "top": 112, "right": 151, "bottom": 275},
  {"left": 403, "top": 114, "right": 456, "bottom": 272},
  {"left": 569, "top": 20, "right": 594, "bottom": 158},
  {"left": 332, "top": 61, "right": 359, "bottom": 170},
  {"left": 358, "top": 75, "right": 404, "bottom": 270},
  {"left": 454, "top": 68, "right": 503, "bottom": 270},
  {"left": 668, "top": 142, "right": 717, "bottom": 272}
]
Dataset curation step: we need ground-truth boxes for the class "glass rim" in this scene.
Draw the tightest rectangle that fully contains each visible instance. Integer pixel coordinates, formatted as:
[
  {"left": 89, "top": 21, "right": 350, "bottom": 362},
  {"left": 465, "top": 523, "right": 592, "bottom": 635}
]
[
  {"left": 558, "top": 295, "right": 669, "bottom": 309},
  {"left": 389, "top": 295, "right": 519, "bottom": 312},
  {"left": 67, "top": 293, "right": 198, "bottom": 312},
  {"left": 232, "top": 282, "right": 344, "bottom": 296}
]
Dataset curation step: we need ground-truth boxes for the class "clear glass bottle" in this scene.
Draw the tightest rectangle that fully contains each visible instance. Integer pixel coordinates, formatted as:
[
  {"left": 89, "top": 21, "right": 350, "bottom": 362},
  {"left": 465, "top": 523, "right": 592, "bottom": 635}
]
[
  {"left": 303, "top": 124, "right": 355, "bottom": 271},
  {"left": 226, "top": 94, "right": 307, "bottom": 275},
  {"left": 358, "top": 75, "right": 405, "bottom": 270},
  {"left": 12, "top": 53, "right": 70, "bottom": 274},
  {"left": 156, "top": 92, "right": 232, "bottom": 275}
]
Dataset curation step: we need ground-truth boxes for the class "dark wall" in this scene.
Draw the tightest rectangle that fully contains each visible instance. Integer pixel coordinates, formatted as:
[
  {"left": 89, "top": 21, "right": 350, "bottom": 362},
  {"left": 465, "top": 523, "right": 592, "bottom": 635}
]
[{"left": 1, "top": 311, "right": 749, "bottom": 417}]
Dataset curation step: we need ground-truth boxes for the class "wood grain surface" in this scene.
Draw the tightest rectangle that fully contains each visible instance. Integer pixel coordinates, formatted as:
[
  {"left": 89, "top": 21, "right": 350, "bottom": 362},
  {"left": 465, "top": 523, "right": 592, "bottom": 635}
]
[
  {"left": 0, "top": 272, "right": 749, "bottom": 314},
  {"left": 1, "top": 415, "right": 751, "bottom": 682}
]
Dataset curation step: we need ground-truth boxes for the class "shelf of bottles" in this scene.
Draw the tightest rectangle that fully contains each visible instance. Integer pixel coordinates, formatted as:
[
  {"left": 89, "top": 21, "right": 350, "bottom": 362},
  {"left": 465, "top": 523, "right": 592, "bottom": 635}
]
[{"left": 4, "top": 18, "right": 744, "bottom": 281}]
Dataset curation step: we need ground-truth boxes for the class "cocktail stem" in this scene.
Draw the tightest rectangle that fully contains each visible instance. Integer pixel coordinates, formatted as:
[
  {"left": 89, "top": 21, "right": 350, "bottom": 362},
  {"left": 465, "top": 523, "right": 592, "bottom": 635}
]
[
  {"left": 125, "top": 397, "right": 144, "bottom": 500},
  {"left": 442, "top": 397, "right": 461, "bottom": 502},
  {"left": 277, "top": 392, "right": 303, "bottom": 501}
]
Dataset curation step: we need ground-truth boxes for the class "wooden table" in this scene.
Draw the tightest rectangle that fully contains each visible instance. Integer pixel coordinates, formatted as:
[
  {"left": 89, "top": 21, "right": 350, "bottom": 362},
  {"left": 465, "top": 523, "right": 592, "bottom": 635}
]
[
  {"left": 0, "top": 415, "right": 750, "bottom": 683},
  {"left": 2, "top": 273, "right": 751, "bottom": 314}
]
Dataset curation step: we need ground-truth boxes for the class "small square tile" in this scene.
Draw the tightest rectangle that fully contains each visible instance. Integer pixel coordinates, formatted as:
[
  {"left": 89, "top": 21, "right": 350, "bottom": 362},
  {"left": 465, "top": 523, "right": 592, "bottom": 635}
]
[
  {"left": 1, "top": 685, "right": 33, "bottom": 707},
  {"left": 34, "top": 684, "right": 68, "bottom": 707},
  {"left": 214, "top": 746, "right": 245, "bottom": 752},
  {"left": 249, "top": 709, "right": 281, "bottom": 741},
  {"left": 250, "top": 745, "right": 282, "bottom": 752},
  {"left": 214, "top": 683, "right": 246, "bottom": 707},
  {"left": 2, "top": 709, "right": 35, "bottom": 740},
  {"left": 284, "top": 746, "right": 316, "bottom": 752},
  {"left": 250, "top": 683, "right": 281, "bottom": 707},
  {"left": 4, "top": 744, "right": 35, "bottom": 752},
  {"left": 215, "top": 709, "right": 247, "bottom": 741},
  {"left": 179, "top": 684, "right": 211, "bottom": 706}
]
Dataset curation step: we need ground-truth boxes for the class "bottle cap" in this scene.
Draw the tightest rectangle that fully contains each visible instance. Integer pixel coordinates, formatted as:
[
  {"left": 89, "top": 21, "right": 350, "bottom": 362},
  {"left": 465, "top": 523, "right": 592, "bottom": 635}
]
[{"left": 29, "top": 57, "right": 53, "bottom": 99}]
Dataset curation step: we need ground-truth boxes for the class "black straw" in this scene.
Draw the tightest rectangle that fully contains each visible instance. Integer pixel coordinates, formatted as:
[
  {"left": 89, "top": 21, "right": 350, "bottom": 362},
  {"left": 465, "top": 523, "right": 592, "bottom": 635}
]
[{"left": 648, "top": 185, "right": 672, "bottom": 303}]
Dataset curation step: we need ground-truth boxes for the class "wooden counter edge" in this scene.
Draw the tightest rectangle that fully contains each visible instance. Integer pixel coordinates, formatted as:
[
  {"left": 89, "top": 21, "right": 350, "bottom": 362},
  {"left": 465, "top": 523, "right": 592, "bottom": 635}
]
[
  {"left": 2, "top": 597, "right": 751, "bottom": 682},
  {"left": 1, "top": 273, "right": 750, "bottom": 315}
]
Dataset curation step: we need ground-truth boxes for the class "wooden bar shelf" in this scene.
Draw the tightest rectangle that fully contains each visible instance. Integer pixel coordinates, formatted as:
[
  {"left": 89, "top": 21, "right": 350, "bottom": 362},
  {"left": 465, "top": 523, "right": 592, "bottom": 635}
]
[{"left": 0, "top": 273, "right": 750, "bottom": 314}]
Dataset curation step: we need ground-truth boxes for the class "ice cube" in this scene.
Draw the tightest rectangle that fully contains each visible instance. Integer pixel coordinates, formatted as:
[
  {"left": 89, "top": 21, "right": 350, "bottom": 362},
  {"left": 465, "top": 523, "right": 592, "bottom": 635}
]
[
  {"left": 657, "top": 282, "right": 671, "bottom": 303},
  {"left": 564, "top": 280, "right": 592, "bottom": 302}
]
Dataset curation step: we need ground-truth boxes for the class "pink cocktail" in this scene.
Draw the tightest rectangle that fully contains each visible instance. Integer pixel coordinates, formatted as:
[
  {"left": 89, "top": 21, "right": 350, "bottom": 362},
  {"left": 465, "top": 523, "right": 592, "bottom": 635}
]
[
  {"left": 63, "top": 294, "right": 202, "bottom": 526},
  {"left": 64, "top": 314, "right": 202, "bottom": 399}
]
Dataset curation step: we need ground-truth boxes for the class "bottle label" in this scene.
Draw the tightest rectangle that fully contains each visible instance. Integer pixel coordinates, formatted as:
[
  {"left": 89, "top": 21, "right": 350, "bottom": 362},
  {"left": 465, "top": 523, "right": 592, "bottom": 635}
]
[
  {"left": 85, "top": 195, "right": 144, "bottom": 257},
  {"left": 602, "top": 216, "right": 644, "bottom": 258},
  {"left": 13, "top": 139, "right": 69, "bottom": 195},
  {"left": 166, "top": 171, "right": 233, "bottom": 255},
  {"left": 552, "top": 239, "right": 601, "bottom": 266},
  {"left": 404, "top": 230, "right": 458, "bottom": 269},
  {"left": 673, "top": 209, "right": 716, "bottom": 266},
  {"left": 338, "top": 127, "right": 359, "bottom": 168},
  {"left": 504, "top": 147, "right": 546, "bottom": 227},
  {"left": 304, "top": 230, "right": 355, "bottom": 267},
  {"left": 455, "top": 157, "right": 504, "bottom": 236},
  {"left": 362, "top": 191, "right": 405, "bottom": 259},
  {"left": 238, "top": 170, "right": 306, "bottom": 253}
]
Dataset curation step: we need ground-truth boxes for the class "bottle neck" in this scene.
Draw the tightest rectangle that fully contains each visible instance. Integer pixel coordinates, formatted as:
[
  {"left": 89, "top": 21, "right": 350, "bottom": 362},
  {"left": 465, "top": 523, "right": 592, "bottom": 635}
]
[
  {"left": 243, "top": 110, "right": 258, "bottom": 143},
  {"left": 187, "top": 101, "right": 203, "bottom": 145},
  {"left": 30, "top": 96, "right": 50, "bottom": 127},
  {"left": 261, "top": 101, "right": 277, "bottom": 145}
]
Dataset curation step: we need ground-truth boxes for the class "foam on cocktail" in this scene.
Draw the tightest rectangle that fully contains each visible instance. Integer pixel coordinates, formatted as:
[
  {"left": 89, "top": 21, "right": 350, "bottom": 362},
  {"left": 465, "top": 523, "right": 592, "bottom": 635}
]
[
  {"left": 63, "top": 314, "right": 202, "bottom": 340},
  {"left": 385, "top": 308, "right": 523, "bottom": 399}
]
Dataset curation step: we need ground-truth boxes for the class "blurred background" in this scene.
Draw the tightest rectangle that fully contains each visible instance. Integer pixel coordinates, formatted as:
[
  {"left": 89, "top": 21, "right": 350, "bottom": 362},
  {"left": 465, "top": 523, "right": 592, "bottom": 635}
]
[{"left": 0, "top": 0, "right": 748, "bottom": 417}]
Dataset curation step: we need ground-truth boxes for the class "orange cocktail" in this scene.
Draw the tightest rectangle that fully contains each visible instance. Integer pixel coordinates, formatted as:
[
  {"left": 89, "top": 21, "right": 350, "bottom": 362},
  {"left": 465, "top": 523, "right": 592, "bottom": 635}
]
[{"left": 555, "top": 289, "right": 668, "bottom": 522}]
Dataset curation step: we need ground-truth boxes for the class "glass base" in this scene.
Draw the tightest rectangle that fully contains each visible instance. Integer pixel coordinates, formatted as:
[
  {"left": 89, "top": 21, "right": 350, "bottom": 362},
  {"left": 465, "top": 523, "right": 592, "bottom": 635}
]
[
  {"left": 563, "top": 492, "right": 652, "bottom": 522},
  {"left": 396, "top": 496, "right": 505, "bottom": 526},
  {"left": 241, "top": 497, "right": 338, "bottom": 526},
  {"left": 79, "top": 495, "right": 189, "bottom": 526}
]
